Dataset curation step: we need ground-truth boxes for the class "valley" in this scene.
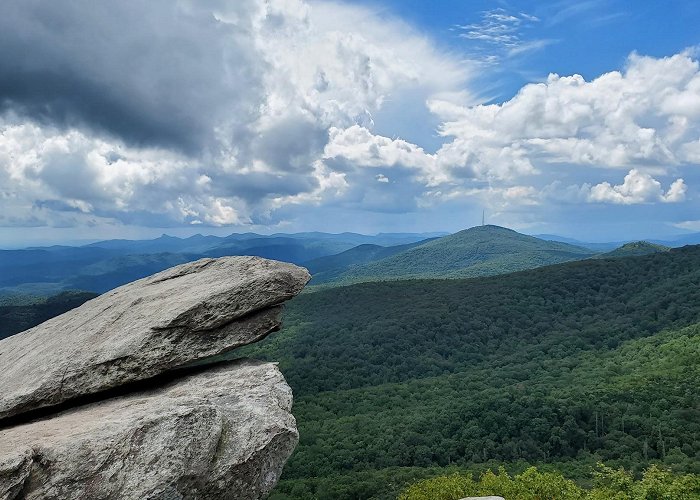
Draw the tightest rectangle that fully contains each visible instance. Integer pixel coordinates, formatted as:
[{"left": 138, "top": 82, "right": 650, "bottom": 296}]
[
  {"left": 1, "top": 227, "right": 699, "bottom": 498},
  {"left": 239, "top": 246, "right": 700, "bottom": 498}
]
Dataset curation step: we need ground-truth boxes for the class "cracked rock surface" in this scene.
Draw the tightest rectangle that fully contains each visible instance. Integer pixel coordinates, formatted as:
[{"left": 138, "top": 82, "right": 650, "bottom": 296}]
[
  {"left": 0, "top": 360, "right": 298, "bottom": 500},
  {"left": 0, "top": 256, "right": 309, "bottom": 500},
  {"left": 0, "top": 256, "right": 310, "bottom": 420}
]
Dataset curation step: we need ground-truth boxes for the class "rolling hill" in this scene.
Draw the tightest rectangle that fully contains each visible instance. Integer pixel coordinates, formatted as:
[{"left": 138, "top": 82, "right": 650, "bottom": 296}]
[
  {"left": 235, "top": 245, "right": 700, "bottom": 499},
  {"left": 304, "top": 239, "right": 436, "bottom": 285},
  {"left": 600, "top": 241, "right": 671, "bottom": 258},
  {"left": 318, "top": 225, "right": 596, "bottom": 285}
]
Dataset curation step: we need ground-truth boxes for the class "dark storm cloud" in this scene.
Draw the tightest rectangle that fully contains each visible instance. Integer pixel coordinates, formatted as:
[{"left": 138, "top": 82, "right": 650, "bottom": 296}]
[
  {"left": 0, "top": 0, "right": 263, "bottom": 153},
  {"left": 208, "top": 170, "right": 320, "bottom": 203}
]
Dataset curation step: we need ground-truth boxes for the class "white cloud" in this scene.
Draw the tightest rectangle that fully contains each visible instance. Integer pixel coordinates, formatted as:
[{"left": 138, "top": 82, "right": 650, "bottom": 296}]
[
  {"left": 324, "top": 125, "right": 434, "bottom": 170},
  {"left": 503, "top": 185, "right": 540, "bottom": 205},
  {"left": 455, "top": 8, "right": 549, "bottom": 64},
  {"left": 0, "top": 0, "right": 469, "bottom": 228},
  {"left": 375, "top": 174, "right": 389, "bottom": 183},
  {"left": 674, "top": 220, "right": 700, "bottom": 231},
  {"left": 0, "top": 0, "right": 697, "bottom": 232},
  {"left": 587, "top": 169, "right": 686, "bottom": 205},
  {"left": 429, "top": 51, "right": 700, "bottom": 181},
  {"left": 456, "top": 8, "right": 538, "bottom": 48},
  {"left": 662, "top": 178, "right": 688, "bottom": 203},
  {"left": 269, "top": 49, "right": 700, "bottom": 214}
]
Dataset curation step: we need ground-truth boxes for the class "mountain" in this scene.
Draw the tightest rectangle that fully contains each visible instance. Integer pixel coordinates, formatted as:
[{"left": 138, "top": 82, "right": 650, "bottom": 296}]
[
  {"left": 601, "top": 241, "right": 670, "bottom": 258},
  {"left": 267, "top": 232, "right": 448, "bottom": 247},
  {"left": 652, "top": 231, "right": 700, "bottom": 247},
  {"left": 320, "top": 225, "right": 596, "bottom": 285},
  {"left": 84, "top": 232, "right": 442, "bottom": 254},
  {"left": 237, "top": 245, "right": 700, "bottom": 499},
  {"left": 0, "top": 232, "right": 439, "bottom": 295},
  {"left": 536, "top": 231, "right": 700, "bottom": 250},
  {"left": 5, "top": 242, "right": 700, "bottom": 499},
  {"left": 304, "top": 239, "right": 437, "bottom": 285}
]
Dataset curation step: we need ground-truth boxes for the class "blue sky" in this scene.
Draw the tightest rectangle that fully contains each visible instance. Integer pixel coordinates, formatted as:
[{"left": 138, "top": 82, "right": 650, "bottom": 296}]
[
  {"left": 363, "top": 0, "right": 700, "bottom": 142},
  {"left": 0, "top": 0, "right": 699, "bottom": 246},
  {"left": 350, "top": 0, "right": 700, "bottom": 88}
]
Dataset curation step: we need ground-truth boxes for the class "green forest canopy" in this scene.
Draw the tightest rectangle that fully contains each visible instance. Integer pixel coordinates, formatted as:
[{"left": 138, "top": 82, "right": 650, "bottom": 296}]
[
  {"left": 239, "top": 246, "right": 700, "bottom": 499},
  {"left": 399, "top": 464, "right": 700, "bottom": 500}
]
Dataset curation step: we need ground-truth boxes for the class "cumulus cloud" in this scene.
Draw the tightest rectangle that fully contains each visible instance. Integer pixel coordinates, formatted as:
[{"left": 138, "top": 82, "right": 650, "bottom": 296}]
[
  {"left": 0, "top": 0, "right": 697, "bottom": 232},
  {"left": 0, "top": 0, "right": 468, "bottom": 227},
  {"left": 429, "top": 51, "right": 700, "bottom": 180},
  {"left": 587, "top": 169, "right": 686, "bottom": 205}
]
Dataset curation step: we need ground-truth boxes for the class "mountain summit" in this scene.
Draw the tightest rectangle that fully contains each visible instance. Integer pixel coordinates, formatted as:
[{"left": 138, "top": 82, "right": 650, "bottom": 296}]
[
  {"left": 601, "top": 241, "right": 671, "bottom": 258},
  {"left": 321, "top": 225, "right": 595, "bottom": 284}
]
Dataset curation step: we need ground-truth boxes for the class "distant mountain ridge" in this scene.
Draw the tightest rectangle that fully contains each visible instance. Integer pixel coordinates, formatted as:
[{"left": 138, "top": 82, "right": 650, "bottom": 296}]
[
  {"left": 82, "top": 231, "right": 446, "bottom": 253},
  {"left": 317, "top": 225, "right": 596, "bottom": 285},
  {"left": 5, "top": 226, "right": 691, "bottom": 296},
  {"left": 536, "top": 231, "right": 700, "bottom": 249},
  {"left": 0, "top": 231, "right": 439, "bottom": 295},
  {"left": 305, "top": 239, "right": 438, "bottom": 285}
]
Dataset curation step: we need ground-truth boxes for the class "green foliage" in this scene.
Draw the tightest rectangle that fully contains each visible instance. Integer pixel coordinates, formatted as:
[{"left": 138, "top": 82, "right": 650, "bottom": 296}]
[
  {"left": 589, "top": 463, "right": 700, "bottom": 500},
  {"left": 233, "top": 246, "right": 700, "bottom": 498},
  {"left": 318, "top": 225, "right": 595, "bottom": 285},
  {"left": 0, "top": 291, "right": 97, "bottom": 339},
  {"left": 399, "top": 473, "right": 477, "bottom": 500},
  {"left": 600, "top": 241, "right": 671, "bottom": 259},
  {"left": 306, "top": 239, "right": 435, "bottom": 285},
  {"left": 400, "top": 465, "right": 700, "bottom": 500}
]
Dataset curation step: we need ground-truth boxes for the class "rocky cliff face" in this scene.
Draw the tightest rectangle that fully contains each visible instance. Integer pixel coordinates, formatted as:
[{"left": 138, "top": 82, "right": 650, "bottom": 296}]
[{"left": 0, "top": 256, "right": 310, "bottom": 500}]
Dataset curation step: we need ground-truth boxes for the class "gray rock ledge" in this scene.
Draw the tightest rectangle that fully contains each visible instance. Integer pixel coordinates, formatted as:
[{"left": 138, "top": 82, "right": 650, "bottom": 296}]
[
  {"left": 0, "top": 359, "right": 298, "bottom": 500},
  {"left": 0, "top": 256, "right": 310, "bottom": 420}
]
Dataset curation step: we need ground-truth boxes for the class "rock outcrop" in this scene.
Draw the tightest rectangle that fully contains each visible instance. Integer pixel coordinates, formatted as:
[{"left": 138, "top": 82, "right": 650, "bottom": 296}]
[
  {"left": 0, "top": 360, "right": 296, "bottom": 500},
  {"left": 0, "top": 256, "right": 309, "bottom": 420},
  {"left": 0, "top": 256, "right": 309, "bottom": 500}
]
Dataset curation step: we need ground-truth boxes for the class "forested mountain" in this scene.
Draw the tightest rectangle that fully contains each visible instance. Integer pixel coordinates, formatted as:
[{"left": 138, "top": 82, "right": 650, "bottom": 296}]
[
  {"left": 304, "top": 239, "right": 436, "bottom": 285},
  {"left": 234, "top": 245, "right": 700, "bottom": 499},
  {"left": 600, "top": 241, "right": 670, "bottom": 258},
  {"left": 0, "top": 226, "right": 596, "bottom": 294},
  {"left": 318, "top": 225, "right": 595, "bottom": 285}
]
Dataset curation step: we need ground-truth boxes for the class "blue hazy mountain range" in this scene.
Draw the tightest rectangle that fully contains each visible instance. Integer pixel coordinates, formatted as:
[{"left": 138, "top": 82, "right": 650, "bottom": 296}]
[
  {"left": 535, "top": 232, "right": 700, "bottom": 251},
  {"left": 1, "top": 226, "right": 697, "bottom": 296},
  {"left": 0, "top": 231, "right": 443, "bottom": 295}
]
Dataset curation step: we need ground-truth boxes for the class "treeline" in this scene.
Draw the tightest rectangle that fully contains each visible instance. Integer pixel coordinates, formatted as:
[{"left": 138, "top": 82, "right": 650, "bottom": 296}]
[{"left": 399, "top": 464, "right": 700, "bottom": 500}]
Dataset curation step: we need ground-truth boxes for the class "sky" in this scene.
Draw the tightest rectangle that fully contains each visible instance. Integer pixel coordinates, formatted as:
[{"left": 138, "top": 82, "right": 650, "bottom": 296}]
[{"left": 1, "top": 0, "right": 700, "bottom": 246}]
